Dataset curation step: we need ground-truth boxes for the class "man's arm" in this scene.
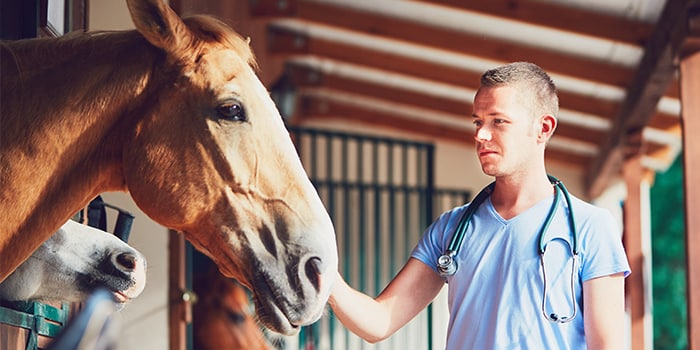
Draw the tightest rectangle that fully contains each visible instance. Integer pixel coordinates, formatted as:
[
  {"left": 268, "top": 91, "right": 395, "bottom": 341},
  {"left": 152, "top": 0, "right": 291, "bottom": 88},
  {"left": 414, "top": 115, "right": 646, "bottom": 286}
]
[
  {"left": 583, "top": 273, "right": 626, "bottom": 349},
  {"left": 329, "top": 257, "right": 445, "bottom": 343}
]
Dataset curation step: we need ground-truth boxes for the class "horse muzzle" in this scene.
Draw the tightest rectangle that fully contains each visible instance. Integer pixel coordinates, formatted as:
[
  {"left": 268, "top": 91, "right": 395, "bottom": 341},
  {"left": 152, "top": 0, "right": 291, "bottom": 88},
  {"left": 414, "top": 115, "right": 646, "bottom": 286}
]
[
  {"left": 246, "top": 250, "right": 336, "bottom": 335},
  {"left": 96, "top": 249, "right": 147, "bottom": 304}
]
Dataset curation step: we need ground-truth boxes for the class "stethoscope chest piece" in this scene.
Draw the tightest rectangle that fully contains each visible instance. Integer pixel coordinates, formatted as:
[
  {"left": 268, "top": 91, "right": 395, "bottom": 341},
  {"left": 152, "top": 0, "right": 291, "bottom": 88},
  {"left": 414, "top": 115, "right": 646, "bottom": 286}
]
[{"left": 437, "top": 250, "right": 457, "bottom": 277}]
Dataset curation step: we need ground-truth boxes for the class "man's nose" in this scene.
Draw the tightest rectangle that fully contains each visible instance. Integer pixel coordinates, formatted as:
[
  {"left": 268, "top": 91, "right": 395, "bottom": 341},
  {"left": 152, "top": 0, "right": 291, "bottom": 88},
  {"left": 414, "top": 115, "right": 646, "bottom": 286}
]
[{"left": 475, "top": 127, "right": 492, "bottom": 142}]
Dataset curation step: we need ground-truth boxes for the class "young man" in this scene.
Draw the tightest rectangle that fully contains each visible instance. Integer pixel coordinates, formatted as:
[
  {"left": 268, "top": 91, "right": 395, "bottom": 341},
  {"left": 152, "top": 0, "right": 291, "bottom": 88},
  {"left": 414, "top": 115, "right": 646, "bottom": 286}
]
[{"left": 329, "top": 62, "right": 631, "bottom": 349}]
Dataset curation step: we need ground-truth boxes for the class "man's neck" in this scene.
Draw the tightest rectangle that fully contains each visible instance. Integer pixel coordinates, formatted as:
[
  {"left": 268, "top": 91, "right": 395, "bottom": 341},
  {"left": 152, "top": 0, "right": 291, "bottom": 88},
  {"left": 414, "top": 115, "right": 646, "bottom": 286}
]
[{"left": 490, "top": 173, "right": 554, "bottom": 220}]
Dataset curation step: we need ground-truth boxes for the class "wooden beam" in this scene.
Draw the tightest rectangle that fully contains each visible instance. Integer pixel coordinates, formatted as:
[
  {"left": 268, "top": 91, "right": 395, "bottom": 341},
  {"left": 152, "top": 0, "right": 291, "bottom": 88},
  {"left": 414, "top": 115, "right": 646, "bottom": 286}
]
[
  {"left": 286, "top": 63, "right": 472, "bottom": 117},
  {"left": 413, "top": 0, "right": 653, "bottom": 46},
  {"left": 254, "top": 0, "right": 633, "bottom": 88},
  {"left": 267, "top": 26, "right": 484, "bottom": 88},
  {"left": 168, "top": 231, "right": 187, "bottom": 350},
  {"left": 623, "top": 155, "right": 648, "bottom": 350},
  {"left": 648, "top": 112, "right": 682, "bottom": 131},
  {"left": 269, "top": 27, "right": 676, "bottom": 135},
  {"left": 299, "top": 94, "right": 470, "bottom": 141},
  {"left": 680, "top": 28, "right": 700, "bottom": 350},
  {"left": 585, "top": 0, "right": 699, "bottom": 199}
]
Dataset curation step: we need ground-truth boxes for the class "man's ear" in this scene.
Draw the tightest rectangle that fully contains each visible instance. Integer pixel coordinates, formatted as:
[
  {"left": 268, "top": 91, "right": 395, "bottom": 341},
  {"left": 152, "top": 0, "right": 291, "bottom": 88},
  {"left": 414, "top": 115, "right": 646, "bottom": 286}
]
[{"left": 538, "top": 114, "right": 557, "bottom": 143}]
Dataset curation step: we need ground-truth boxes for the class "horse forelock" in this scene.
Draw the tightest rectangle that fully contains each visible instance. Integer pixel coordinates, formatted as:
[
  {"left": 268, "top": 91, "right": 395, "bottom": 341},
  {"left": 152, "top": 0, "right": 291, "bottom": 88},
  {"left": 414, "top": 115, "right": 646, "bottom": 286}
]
[{"left": 182, "top": 15, "right": 258, "bottom": 71}]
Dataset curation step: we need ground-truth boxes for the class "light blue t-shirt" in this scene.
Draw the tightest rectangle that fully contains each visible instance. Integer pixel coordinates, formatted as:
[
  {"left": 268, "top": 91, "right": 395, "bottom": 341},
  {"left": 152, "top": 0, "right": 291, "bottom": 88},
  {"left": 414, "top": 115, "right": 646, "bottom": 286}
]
[{"left": 411, "top": 192, "right": 631, "bottom": 350}]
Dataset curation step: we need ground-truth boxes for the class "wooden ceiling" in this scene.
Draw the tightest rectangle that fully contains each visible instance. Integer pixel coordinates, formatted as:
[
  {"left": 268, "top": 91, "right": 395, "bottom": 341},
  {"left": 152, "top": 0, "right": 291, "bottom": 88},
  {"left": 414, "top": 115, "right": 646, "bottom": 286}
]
[{"left": 193, "top": 0, "right": 699, "bottom": 198}]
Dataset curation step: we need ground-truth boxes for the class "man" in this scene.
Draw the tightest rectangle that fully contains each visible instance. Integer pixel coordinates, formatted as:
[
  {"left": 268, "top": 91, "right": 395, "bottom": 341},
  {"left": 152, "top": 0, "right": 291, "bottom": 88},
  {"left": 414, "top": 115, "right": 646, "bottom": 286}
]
[{"left": 329, "top": 62, "right": 630, "bottom": 349}]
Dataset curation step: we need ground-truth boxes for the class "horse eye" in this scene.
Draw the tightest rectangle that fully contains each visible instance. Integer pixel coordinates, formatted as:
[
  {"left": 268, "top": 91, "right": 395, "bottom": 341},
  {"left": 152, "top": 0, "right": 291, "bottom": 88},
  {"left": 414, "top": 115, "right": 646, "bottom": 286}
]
[
  {"left": 217, "top": 102, "right": 246, "bottom": 122},
  {"left": 226, "top": 310, "right": 246, "bottom": 324}
]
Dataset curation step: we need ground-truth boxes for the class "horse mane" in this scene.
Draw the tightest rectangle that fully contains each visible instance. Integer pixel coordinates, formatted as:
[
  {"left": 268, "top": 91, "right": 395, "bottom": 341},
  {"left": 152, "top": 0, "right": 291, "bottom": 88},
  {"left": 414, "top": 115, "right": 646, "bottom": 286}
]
[
  {"left": 1, "top": 30, "right": 145, "bottom": 75},
  {"left": 1, "top": 14, "right": 257, "bottom": 72},
  {"left": 0, "top": 13, "right": 259, "bottom": 139}
]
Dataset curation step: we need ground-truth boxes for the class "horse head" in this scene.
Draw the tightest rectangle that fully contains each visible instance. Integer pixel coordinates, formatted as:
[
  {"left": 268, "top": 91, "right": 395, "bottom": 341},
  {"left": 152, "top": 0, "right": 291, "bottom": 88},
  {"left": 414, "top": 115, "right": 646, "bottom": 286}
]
[
  {"left": 121, "top": 0, "right": 338, "bottom": 333},
  {"left": 0, "top": 220, "right": 147, "bottom": 307},
  {"left": 193, "top": 264, "right": 275, "bottom": 350}
]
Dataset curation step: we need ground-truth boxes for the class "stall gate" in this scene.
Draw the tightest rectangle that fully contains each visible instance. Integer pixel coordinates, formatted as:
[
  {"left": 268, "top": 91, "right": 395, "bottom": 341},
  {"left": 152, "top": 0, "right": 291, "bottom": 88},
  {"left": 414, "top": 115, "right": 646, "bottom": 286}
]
[{"left": 289, "top": 127, "right": 470, "bottom": 350}]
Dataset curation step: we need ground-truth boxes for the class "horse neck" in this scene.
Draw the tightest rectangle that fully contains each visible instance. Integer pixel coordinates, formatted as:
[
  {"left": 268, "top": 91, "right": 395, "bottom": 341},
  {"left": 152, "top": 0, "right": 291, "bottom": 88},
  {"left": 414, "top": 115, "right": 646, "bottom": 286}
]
[{"left": 0, "top": 31, "right": 161, "bottom": 281}]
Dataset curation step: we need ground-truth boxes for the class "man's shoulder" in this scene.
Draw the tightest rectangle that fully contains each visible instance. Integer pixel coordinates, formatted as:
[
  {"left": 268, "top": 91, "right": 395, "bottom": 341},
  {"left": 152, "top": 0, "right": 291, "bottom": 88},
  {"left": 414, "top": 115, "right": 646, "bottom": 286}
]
[{"left": 567, "top": 194, "right": 616, "bottom": 221}]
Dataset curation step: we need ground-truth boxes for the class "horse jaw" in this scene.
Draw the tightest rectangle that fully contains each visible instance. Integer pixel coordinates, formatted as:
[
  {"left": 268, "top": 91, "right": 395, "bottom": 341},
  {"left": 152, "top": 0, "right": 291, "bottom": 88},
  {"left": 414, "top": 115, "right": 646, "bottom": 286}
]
[
  {"left": 181, "top": 191, "right": 338, "bottom": 335},
  {"left": 0, "top": 260, "right": 44, "bottom": 301}
]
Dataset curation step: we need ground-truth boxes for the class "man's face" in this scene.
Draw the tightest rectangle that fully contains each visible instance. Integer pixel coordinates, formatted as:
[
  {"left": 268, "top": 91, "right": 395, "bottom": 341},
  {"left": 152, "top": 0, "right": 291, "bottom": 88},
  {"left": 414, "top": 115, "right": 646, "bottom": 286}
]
[{"left": 471, "top": 85, "right": 541, "bottom": 177}]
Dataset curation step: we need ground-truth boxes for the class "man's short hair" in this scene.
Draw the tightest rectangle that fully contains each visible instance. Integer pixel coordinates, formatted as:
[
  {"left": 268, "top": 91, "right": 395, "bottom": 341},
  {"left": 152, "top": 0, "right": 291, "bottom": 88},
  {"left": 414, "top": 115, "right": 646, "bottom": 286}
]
[{"left": 479, "top": 62, "right": 559, "bottom": 120}]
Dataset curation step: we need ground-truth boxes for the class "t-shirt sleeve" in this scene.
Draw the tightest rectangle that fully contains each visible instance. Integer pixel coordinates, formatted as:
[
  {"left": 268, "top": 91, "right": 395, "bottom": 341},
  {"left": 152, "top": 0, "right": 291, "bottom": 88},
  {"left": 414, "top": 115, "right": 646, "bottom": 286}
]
[
  {"left": 411, "top": 208, "right": 463, "bottom": 278},
  {"left": 578, "top": 205, "right": 632, "bottom": 281}
]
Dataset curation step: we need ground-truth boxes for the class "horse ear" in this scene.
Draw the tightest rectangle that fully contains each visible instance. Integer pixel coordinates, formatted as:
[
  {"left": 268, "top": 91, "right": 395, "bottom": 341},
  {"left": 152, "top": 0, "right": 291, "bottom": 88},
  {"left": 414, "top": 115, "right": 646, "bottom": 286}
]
[{"left": 126, "top": 0, "right": 192, "bottom": 55}]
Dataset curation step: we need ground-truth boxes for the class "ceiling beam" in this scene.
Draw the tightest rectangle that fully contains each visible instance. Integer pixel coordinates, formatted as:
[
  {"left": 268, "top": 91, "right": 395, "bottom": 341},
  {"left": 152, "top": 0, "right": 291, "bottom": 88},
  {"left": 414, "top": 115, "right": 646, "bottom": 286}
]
[
  {"left": 682, "top": 5, "right": 700, "bottom": 56},
  {"left": 267, "top": 26, "right": 485, "bottom": 87},
  {"left": 269, "top": 27, "right": 677, "bottom": 135},
  {"left": 253, "top": 0, "right": 633, "bottom": 88},
  {"left": 285, "top": 63, "right": 471, "bottom": 116},
  {"left": 585, "top": 0, "right": 700, "bottom": 198},
  {"left": 412, "top": 0, "right": 653, "bottom": 46}
]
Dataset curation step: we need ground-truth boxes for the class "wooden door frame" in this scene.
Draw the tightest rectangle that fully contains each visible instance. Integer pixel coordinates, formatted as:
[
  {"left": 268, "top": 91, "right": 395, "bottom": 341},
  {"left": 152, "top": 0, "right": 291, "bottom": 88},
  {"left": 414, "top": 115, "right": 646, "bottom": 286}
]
[{"left": 0, "top": 0, "right": 86, "bottom": 40}]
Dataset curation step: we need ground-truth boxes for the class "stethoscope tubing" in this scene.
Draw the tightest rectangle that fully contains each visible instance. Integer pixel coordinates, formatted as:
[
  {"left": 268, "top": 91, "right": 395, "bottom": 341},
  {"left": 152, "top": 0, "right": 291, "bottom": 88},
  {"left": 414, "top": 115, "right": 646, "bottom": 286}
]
[
  {"left": 544, "top": 176, "right": 579, "bottom": 255},
  {"left": 436, "top": 175, "right": 580, "bottom": 323},
  {"left": 540, "top": 251, "right": 579, "bottom": 323}
]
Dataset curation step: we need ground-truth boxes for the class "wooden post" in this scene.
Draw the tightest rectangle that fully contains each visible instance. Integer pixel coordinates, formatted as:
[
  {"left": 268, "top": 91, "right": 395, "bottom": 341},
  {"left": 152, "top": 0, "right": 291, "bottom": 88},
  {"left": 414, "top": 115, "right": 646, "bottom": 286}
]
[
  {"left": 680, "top": 48, "right": 700, "bottom": 350},
  {"left": 168, "top": 230, "right": 188, "bottom": 350},
  {"left": 623, "top": 155, "right": 648, "bottom": 349}
]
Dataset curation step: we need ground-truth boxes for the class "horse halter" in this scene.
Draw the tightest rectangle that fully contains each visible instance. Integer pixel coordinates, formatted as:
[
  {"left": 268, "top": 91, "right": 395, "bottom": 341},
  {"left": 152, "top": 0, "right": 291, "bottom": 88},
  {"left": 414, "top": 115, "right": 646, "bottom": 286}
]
[{"left": 436, "top": 175, "right": 580, "bottom": 324}]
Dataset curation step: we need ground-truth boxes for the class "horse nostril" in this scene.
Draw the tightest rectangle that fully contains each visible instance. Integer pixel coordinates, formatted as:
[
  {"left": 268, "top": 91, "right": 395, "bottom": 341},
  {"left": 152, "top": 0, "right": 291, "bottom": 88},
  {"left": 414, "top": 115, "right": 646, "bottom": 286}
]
[
  {"left": 304, "top": 257, "right": 323, "bottom": 292},
  {"left": 115, "top": 252, "right": 137, "bottom": 271}
]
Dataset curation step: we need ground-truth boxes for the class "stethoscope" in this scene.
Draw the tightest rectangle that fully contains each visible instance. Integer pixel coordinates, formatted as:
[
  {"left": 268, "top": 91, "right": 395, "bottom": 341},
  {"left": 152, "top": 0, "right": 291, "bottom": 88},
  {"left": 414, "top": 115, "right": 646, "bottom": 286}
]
[{"left": 436, "top": 175, "right": 580, "bottom": 324}]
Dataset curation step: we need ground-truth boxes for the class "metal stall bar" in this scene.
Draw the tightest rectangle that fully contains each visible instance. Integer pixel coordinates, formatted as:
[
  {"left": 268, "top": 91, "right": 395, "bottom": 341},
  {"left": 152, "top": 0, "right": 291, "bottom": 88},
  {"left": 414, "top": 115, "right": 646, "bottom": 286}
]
[
  {"left": 325, "top": 131, "right": 337, "bottom": 347},
  {"left": 424, "top": 143, "right": 435, "bottom": 349}
]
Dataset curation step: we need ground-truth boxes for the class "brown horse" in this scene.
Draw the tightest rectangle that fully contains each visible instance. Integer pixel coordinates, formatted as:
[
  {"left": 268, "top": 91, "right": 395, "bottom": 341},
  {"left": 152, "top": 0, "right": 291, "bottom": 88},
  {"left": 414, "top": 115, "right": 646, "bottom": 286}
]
[
  {"left": 0, "top": 0, "right": 337, "bottom": 334},
  {"left": 193, "top": 264, "right": 276, "bottom": 350}
]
